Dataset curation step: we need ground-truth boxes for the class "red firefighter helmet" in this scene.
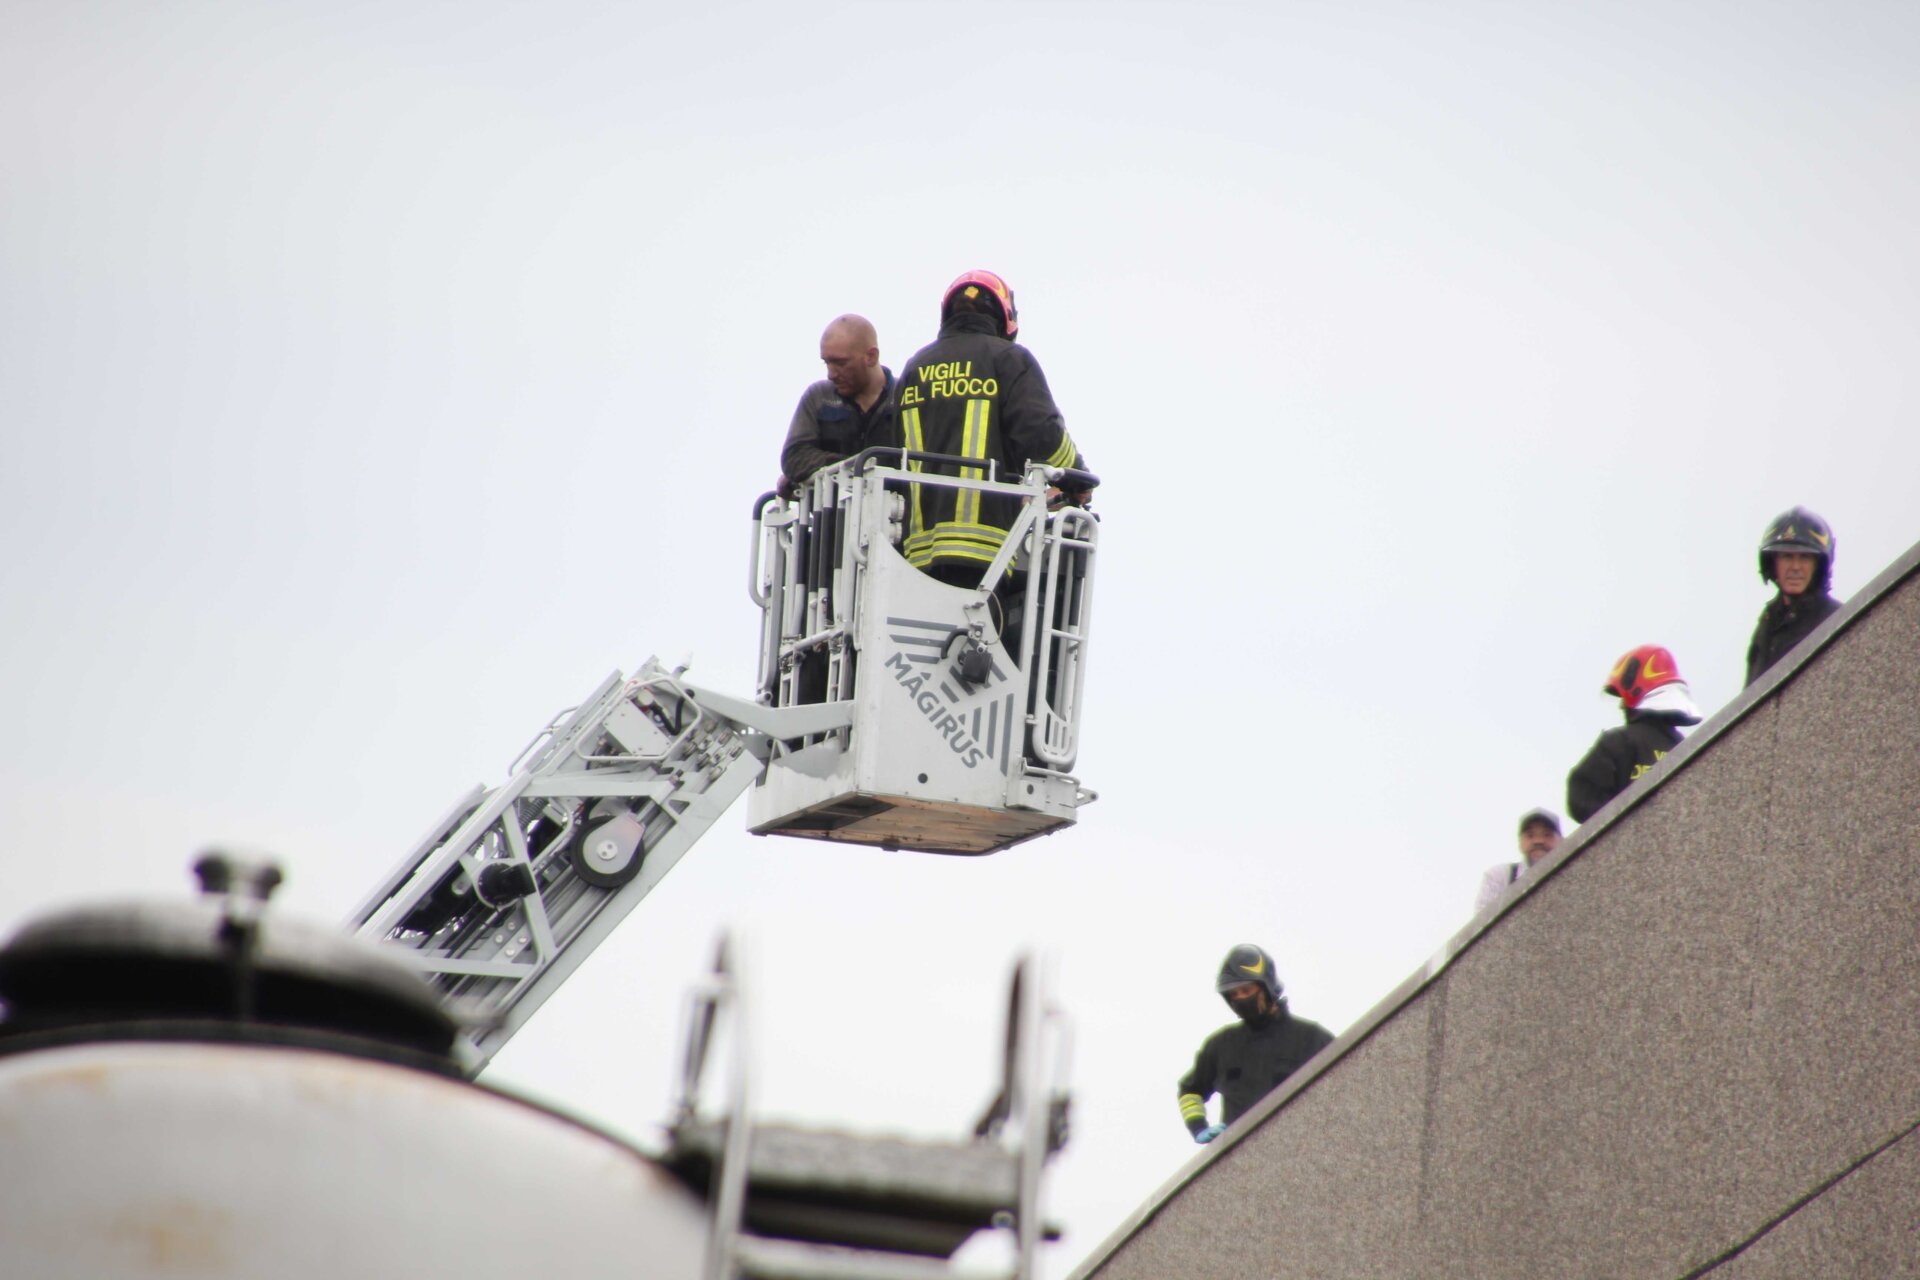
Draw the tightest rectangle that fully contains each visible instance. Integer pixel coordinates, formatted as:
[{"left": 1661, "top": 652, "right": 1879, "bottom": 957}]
[
  {"left": 941, "top": 269, "right": 1019, "bottom": 338},
  {"left": 1603, "top": 645, "right": 1685, "bottom": 709}
]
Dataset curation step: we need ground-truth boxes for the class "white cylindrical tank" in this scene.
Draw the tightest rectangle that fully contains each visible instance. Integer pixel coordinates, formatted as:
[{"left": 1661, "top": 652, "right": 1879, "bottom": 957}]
[
  {"left": 0, "top": 1039, "right": 709, "bottom": 1280},
  {"left": 0, "top": 859, "right": 710, "bottom": 1280}
]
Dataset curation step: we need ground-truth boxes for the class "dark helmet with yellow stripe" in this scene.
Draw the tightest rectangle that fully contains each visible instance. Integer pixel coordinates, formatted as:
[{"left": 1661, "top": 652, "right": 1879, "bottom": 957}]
[
  {"left": 1758, "top": 506, "right": 1835, "bottom": 589},
  {"left": 1215, "top": 943, "right": 1283, "bottom": 1006}
]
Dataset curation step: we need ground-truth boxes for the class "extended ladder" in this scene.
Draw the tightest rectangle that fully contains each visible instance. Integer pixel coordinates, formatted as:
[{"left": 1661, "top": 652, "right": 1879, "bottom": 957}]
[{"left": 346, "top": 659, "right": 849, "bottom": 1071}]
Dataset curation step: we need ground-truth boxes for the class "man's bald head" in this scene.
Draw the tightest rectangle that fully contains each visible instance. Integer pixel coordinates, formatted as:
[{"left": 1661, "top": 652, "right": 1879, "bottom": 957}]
[
  {"left": 822, "top": 314, "right": 877, "bottom": 350},
  {"left": 819, "top": 314, "right": 884, "bottom": 408}
]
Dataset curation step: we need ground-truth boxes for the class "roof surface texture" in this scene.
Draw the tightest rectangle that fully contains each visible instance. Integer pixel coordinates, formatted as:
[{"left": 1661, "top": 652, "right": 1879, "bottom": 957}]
[{"left": 1076, "top": 538, "right": 1920, "bottom": 1280}]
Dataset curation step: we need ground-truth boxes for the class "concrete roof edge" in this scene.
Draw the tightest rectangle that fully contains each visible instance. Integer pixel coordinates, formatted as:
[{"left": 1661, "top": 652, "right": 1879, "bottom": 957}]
[{"left": 1063, "top": 534, "right": 1920, "bottom": 1280}]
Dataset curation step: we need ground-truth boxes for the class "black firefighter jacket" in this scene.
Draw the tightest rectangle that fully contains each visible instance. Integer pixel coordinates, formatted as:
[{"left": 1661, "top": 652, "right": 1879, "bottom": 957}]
[
  {"left": 1745, "top": 590, "right": 1841, "bottom": 688},
  {"left": 891, "top": 313, "right": 1086, "bottom": 575},
  {"left": 1177, "top": 1009, "right": 1335, "bottom": 1135},
  {"left": 1567, "top": 715, "right": 1685, "bottom": 823}
]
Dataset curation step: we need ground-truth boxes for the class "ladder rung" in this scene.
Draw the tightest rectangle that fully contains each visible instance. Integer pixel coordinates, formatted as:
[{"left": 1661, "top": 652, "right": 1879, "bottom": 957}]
[{"left": 731, "top": 1237, "right": 1012, "bottom": 1280}]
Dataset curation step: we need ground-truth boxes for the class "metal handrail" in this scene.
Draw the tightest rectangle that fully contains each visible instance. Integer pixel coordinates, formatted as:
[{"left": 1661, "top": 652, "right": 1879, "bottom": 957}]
[{"left": 847, "top": 446, "right": 1101, "bottom": 494}]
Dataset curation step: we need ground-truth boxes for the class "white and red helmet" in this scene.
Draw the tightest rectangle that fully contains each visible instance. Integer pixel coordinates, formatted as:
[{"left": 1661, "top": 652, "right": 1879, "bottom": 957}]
[{"left": 1604, "top": 644, "right": 1701, "bottom": 722}]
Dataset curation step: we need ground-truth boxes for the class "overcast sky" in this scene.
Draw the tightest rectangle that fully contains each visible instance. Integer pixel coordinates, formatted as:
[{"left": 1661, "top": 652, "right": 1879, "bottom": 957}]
[{"left": 4, "top": 2, "right": 1917, "bottom": 1274}]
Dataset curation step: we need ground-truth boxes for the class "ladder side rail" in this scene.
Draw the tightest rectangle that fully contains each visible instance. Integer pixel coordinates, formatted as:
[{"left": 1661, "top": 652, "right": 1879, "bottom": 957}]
[
  {"left": 402, "top": 956, "right": 535, "bottom": 980},
  {"left": 827, "top": 469, "right": 859, "bottom": 717},
  {"left": 800, "top": 493, "right": 822, "bottom": 699},
  {"left": 802, "top": 480, "right": 836, "bottom": 745},
  {"left": 351, "top": 672, "right": 627, "bottom": 934},
  {"left": 504, "top": 760, "right": 729, "bottom": 977},
  {"left": 498, "top": 809, "right": 562, "bottom": 969},
  {"left": 343, "top": 783, "right": 487, "bottom": 927},
  {"left": 818, "top": 467, "right": 859, "bottom": 747},
  {"left": 357, "top": 745, "right": 595, "bottom": 943},
  {"left": 997, "top": 490, "right": 1051, "bottom": 796},
  {"left": 798, "top": 460, "right": 867, "bottom": 740},
  {"left": 756, "top": 461, "right": 883, "bottom": 752},
  {"left": 369, "top": 769, "right": 658, "bottom": 987},
  {"left": 464, "top": 746, "right": 766, "bottom": 1069},
  {"left": 747, "top": 491, "right": 779, "bottom": 609},
  {"left": 672, "top": 932, "right": 754, "bottom": 1280},
  {"left": 728, "top": 1241, "right": 985, "bottom": 1279},
  {"left": 810, "top": 490, "right": 836, "bottom": 652},
  {"left": 672, "top": 934, "right": 731, "bottom": 1125},
  {"left": 752, "top": 494, "right": 791, "bottom": 702},
  {"left": 519, "top": 773, "right": 677, "bottom": 799},
  {"left": 706, "top": 935, "right": 755, "bottom": 1280},
  {"left": 771, "top": 488, "right": 799, "bottom": 709},
  {"left": 1025, "top": 511, "right": 1099, "bottom": 771},
  {"left": 1010, "top": 955, "right": 1053, "bottom": 1280},
  {"left": 357, "top": 772, "right": 548, "bottom": 940},
  {"left": 357, "top": 667, "right": 694, "bottom": 949},
  {"left": 1053, "top": 514, "right": 1099, "bottom": 762},
  {"left": 777, "top": 488, "right": 812, "bottom": 710},
  {"left": 404, "top": 782, "right": 679, "bottom": 1007},
  {"left": 436, "top": 698, "right": 764, "bottom": 1052},
  {"left": 1026, "top": 523, "right": 1065, "bottom": 766}
]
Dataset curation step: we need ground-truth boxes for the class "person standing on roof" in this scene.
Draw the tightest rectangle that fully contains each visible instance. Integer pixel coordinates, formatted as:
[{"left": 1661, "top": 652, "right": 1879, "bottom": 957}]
[
  {"left": 1566, "top": 646, "right": 1703, "bottom": 823},
  {"left": 892, "top": 270, "right": 1092, "bottom": 586},
  {"left": 778, "top": 315, "right": 895, "bottom": 495},
  {"left": 1474, "top": 808, "right": 1563, "bottom": 912},
  {"left": 1177, "top": 945, "right": 1334, "bottom": 1144},
  {"left": 1745, "top": 506, "right": 1841, "bottom": 688}
]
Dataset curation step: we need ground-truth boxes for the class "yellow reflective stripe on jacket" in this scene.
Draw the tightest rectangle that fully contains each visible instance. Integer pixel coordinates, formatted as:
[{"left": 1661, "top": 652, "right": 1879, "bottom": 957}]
[
  {"left": 904, "top": 525, "right": 1006, "bottom": 557},
  {"left": 1178, "top": 1093, "right": 1207, "bottom": 1123},
  {"left": 904, "top": 521, "right": 1008, "bottom": 569},
  {"left": 902, "top": 406, "right": 926, "bottom": 536},
  {"left": 903, "top": 408, "right": 926, "bottom": 465},
  {"left": 957, "top": 398, "right": 991, "bottom": 526},
  {"left": 901, "top": 398, "right": 1011, "bottom": 568},
  {"left": 1045, "top": 429, "right": 1080, "bottom": 470}
]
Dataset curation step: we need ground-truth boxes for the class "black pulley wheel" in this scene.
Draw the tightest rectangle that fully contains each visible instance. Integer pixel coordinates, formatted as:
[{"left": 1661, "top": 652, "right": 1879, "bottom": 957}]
[{"left": 567, "top": 802, "right": 648, "bottom": 888}]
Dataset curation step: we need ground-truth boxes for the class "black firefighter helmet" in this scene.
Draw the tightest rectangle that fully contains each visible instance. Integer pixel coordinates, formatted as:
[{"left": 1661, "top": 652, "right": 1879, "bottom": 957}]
[
  {"left": 1216, "top": 943, "right": 1285, "bottom": 1012},
  {"left": 1758, "top": 506, "right": 1835, "bottom": 590}
]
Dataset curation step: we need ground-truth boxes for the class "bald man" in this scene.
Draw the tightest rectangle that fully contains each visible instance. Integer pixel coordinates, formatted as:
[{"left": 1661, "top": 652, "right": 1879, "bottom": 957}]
[{"left": 779, "top": 315, "right": 896, "bottom": 492}]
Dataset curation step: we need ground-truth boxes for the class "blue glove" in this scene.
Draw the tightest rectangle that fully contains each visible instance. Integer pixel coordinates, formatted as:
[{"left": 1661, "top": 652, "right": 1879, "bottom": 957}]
[{"left": 1194, "top": 1123, "right": 1227, "bottom": 1144}]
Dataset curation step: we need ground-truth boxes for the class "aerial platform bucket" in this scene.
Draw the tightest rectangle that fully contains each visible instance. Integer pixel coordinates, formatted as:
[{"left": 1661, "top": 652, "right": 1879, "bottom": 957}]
[{"left": 746, "top": 452, "right": 1098, "bottom": 855}]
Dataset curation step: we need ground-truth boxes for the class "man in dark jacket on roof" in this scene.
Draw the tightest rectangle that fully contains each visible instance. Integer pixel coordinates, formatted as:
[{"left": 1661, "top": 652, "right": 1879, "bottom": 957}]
[
  {"left": 1745, "top": 506, "right": 1842, "bottom": 687},
  {"left": 1567, "top": 645, "right": 1703, "bottom": 823},
  {"left": 892, "top": 270, "right": 1091, "bottom": 586},
  {"left": 778, "top": 314, "right": 895, "bottom": 494},
  {"left": 1178, "top": 945, "right": 1334, "bottom": 1144}
]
